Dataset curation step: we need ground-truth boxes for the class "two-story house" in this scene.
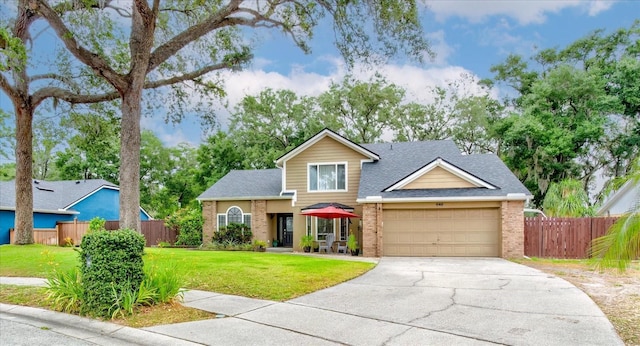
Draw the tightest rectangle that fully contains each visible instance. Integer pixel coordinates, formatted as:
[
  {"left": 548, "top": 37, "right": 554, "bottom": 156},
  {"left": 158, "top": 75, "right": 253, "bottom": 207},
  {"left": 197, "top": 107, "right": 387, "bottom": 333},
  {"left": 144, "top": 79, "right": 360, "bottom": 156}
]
[{"left": 197, "top": 129, "right": 532, "bottom": 258}]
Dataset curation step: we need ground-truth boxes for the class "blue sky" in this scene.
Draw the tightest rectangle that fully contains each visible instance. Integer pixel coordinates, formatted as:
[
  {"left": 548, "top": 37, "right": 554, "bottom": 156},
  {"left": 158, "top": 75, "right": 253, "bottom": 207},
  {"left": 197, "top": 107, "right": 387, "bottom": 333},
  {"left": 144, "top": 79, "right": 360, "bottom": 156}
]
[
  {"left": 151, "top": 0, "right": 639, "bottom": 147},
  {"left": 1, "top": 1, "right": 639, "bottom": 153}
]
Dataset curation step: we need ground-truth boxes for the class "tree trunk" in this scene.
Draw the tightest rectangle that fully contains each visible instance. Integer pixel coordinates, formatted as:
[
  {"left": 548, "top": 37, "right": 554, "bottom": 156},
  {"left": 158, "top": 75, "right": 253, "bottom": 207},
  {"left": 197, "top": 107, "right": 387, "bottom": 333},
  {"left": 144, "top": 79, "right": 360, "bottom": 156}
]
[
  {"left": 119, "top": 90, "right": 142, "bottom": 232},
  {"left": 14, "top": 103, "right": 34, "bottom": 244}
]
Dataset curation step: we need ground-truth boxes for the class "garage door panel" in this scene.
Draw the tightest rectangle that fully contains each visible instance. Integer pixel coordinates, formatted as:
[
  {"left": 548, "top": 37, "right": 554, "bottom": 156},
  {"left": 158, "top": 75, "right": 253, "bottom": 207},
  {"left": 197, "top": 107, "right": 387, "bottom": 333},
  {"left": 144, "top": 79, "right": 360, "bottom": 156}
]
[{"left": 383, "top": 208, "right": 499, "bottom": 257}]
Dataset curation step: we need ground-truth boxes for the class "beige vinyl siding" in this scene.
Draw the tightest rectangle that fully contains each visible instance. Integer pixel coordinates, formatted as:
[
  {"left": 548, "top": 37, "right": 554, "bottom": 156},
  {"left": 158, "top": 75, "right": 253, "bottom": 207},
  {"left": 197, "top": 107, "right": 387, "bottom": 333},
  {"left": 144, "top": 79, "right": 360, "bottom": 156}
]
[
  {"left": 217, "top": 201, "right": 251, "bottom": 214},
  {"left": 285, "top": 136, "right": 368, "bottom": 207},
  {"left": 402, "top": 166, "right": 476, "bottom": 189},
  {"left": 266, "top": 199, "right": 293, "bottom": 213}
]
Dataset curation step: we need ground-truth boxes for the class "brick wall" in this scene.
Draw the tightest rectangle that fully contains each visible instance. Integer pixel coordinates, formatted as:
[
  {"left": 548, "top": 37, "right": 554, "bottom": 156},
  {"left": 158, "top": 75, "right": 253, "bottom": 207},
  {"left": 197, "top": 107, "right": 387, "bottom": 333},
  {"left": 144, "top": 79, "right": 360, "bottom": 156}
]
[
  {"left": 501, "top": 200, "right": 525, "bottom": 258},
  {"left": 202, "top": 201, "right": 216, "bottom": 245},
  {"left": 251, "top": 200, "right": 268, "bottom": 242},
  {"left": 362, "top": 203, "right": 382, "bottom": 257}
]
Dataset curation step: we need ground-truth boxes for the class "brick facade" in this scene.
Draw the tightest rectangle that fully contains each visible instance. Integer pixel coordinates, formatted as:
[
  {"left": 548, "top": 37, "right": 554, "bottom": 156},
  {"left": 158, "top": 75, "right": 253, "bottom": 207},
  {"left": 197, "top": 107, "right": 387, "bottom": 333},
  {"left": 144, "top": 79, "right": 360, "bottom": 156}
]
[
  {"left": 201, "top": 201, "right": 216, "bottom": 245},
  {"left": 251, "top": 200, "right": 269, "bottom": 242},
  {"left": 501, "top": 200, "right": 525, "bottom": 258},
  {"left": 362, "top": 203, "right": 383, "bottom": 257}
]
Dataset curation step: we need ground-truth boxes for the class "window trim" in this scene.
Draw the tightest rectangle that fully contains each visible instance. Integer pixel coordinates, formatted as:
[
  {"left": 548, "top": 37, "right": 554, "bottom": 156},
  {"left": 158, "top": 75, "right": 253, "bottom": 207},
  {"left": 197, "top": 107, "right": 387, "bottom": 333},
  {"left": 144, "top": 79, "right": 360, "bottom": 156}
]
[
  {"left": 307, "top": 162, "right": 348, "bottom": 192},
  {"left": 217, "top": 206, "right": 251, "bottom": 231},
  {"left": 310, "top": 216, "right": 348, "bottom": 241}
]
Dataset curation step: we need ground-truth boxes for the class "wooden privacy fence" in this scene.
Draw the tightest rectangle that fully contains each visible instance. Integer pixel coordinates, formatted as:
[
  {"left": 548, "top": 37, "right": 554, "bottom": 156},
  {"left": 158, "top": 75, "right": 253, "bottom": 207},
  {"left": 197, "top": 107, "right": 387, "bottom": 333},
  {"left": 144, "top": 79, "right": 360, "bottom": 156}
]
[
  {"left": 524, "top": 217, "right": 619, "bottom": 259},
  {"left": 9, "top": 228, "right": 58, "bottom": 246},
  {"left": 56, "top": 219, "right": 177, "bottom": 247}
]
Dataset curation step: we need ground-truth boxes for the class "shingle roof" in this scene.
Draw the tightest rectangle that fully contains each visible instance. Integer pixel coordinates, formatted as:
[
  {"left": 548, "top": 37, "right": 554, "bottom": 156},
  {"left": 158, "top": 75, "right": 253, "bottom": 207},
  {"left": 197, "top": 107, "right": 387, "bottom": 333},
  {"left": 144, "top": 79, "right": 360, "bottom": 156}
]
[
  {"left": 358, "top": 141, "right": 531, "bottom": 199},
  {"left": 197, "top": 137, "right": 531, "bottom": 202},
  {"left": 0, "top": 179, "right": 118, "bottom": 212},
  {"left": 197, "top": 169, "right": 284, "bottom": 200}
]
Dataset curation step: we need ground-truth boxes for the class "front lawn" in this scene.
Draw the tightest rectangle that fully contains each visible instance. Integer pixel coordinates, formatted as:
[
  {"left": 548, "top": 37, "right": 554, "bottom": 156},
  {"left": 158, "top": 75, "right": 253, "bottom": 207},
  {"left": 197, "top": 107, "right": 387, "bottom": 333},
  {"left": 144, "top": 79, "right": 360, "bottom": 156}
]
[{"left": 0, "top": 245, "right": 375, "bottom": 301}]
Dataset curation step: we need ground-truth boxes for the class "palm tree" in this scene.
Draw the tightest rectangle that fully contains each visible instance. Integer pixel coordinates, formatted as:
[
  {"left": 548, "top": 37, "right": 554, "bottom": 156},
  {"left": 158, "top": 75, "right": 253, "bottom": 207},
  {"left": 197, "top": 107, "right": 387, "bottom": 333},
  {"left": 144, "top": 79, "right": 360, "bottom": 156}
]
[
  {"left": 590, "top": 158, "right": 640, "bottom": 271},
  {"left": 542, "top": 179, "right": 594, "bottom": 217}
]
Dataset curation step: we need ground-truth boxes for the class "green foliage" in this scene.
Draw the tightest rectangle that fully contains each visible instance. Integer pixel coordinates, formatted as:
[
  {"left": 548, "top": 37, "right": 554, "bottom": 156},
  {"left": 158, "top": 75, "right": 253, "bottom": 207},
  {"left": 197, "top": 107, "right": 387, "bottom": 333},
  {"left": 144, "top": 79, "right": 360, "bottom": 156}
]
[
  {"left": 489, "top": 22, "right": 640, "bottom": 204},
  {"left": 347, "top": 233, "right": 358, "bottom": 251},
  {"left": 590, "top": 213, "right": 640, "bottom": 271},
  {"left": 143, "top": 263, "right": 183, "bottom": 304},
  {"left": 88, "top": 217, "right": 106, "bottom": 233},
  {"left": 299, "top": 235, "right": 314, "bottom": 248},
  {"left": 590, "top": 158, "right": 640, "bottom": 271},
  {"left": 318, "top": 74, "right": 404, "bottom": 143},
  {"left": 542, "top": 179, "right": 594, "bottom": 217},
  {"left": 0, "top": 28, "right": 27, "bottom": 71},
  {"left": 80, "top": 229, "right": 145, "bottom": 318},
  {"left": 45, "top": 267, "right": 84, "bottom": 314},
  {"left": 166, "top": 206, "right": 203, "bottom": 246},
  {"left": 213, "top": 223, "right": 252, "bottom": 244},
  {"left": 55, "top": 106, "right": 121, "bottom": 183},
  {"left": 252, "top": 239, "right": 267, "bottom": 251}
]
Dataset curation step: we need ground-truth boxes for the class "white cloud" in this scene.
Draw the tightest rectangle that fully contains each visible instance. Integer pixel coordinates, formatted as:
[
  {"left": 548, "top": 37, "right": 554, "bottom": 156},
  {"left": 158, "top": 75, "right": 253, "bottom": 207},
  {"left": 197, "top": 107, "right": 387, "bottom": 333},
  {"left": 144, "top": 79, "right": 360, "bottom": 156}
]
[
  {"left": 425, "top": 30, "right": 455, "bottom": 65},
  {"left": 425, "top": 0, "right": 616, "bottom": 25},
  {"left": 587, "top": 0, "right": 615, "bottom": 16}
]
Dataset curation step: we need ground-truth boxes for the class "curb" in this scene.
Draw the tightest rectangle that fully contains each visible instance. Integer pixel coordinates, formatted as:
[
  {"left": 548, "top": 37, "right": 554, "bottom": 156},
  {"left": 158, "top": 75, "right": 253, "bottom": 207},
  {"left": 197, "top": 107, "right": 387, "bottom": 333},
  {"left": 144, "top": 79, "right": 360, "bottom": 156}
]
[{"left": 0, "top": 303, "right": 201, "bottom": 346}]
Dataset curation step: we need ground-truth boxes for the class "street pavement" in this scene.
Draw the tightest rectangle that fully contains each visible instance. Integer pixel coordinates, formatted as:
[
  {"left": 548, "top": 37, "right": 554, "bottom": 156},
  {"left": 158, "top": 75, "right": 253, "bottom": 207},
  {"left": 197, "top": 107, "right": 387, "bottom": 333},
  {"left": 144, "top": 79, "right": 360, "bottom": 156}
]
[{"left": 0, "top": 257, "right": 624, "bottom": 345}]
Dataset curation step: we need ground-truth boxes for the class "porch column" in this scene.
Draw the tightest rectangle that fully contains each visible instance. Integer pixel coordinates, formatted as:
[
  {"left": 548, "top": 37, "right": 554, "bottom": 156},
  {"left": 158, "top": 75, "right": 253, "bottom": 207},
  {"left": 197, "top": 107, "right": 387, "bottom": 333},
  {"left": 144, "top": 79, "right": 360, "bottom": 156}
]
[
  {"left": 202, "top": 201, "right": 216, "bottom": 245},
  {"left": 251, "top": 200, "right": 269, "bottom": 242}
]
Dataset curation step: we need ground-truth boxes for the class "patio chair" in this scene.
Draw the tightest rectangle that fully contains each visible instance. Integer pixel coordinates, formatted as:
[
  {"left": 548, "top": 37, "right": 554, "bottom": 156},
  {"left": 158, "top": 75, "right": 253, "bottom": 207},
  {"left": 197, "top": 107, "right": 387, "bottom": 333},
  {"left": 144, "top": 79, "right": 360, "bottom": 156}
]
[
  {"left": 318, "top": 234, "right": 335, "bottom": 253},
  {"left": 336, "top": 241, "right": 348, "bottom": 254}
]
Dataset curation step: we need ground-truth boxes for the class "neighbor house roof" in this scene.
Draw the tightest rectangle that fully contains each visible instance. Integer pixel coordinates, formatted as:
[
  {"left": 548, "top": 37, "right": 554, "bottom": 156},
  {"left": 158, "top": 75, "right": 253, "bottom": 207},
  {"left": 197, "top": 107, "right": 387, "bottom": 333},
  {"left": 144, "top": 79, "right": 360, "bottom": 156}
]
[
  {"left": 0, "top": 179, "right": 118, "bottom": 214},
  {"left": 0, "top": 179, "right": 151, "bottom": 218},
  {"left": 357, "top": 141, "right": 531, "bottom": 202},
  {"left": 597, "top": 180, "right": 640, "bottom": 216},
  {"left": 197, "top": 169, "right": 287, "bottom": 201}
]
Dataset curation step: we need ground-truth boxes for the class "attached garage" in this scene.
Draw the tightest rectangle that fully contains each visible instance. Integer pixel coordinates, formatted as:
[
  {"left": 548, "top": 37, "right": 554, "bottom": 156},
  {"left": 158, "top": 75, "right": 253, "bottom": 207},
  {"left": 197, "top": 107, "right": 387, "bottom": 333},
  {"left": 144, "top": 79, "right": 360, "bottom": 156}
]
[{"left": 382, "top": 207, "right": 501, "bottom": 257}]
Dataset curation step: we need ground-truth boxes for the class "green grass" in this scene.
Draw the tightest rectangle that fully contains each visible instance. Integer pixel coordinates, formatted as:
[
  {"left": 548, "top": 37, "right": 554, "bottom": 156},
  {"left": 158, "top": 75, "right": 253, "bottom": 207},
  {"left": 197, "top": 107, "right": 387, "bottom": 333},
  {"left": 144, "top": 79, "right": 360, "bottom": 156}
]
[{"left": 0, "top": 245, "right": 375, "bottom": 301}]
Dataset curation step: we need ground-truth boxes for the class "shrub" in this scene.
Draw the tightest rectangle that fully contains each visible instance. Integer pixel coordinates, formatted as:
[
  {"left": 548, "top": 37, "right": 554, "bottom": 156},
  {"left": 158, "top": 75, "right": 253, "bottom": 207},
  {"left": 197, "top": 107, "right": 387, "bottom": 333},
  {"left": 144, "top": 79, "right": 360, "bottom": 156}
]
[
  {"left": 213, "top": 223, "right": 252, "bottom": 244},
  {"left": 166, "top": 206, "right": 203, "bottom": 246},
  {"left": 88, "top": 217, "right": 106, "bottom": 233},
  {"left": 80, "top": 229, "right": 145, "bottom": 318},
  {"left": 252, "top": 239, "right": 267, "bottom": 251}
]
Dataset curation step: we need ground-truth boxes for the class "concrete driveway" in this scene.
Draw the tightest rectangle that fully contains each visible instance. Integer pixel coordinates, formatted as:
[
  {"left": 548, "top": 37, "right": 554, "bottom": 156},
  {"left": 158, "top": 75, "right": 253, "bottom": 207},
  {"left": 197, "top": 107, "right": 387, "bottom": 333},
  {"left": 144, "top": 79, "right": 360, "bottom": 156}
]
[{"left": 146, "top": 258, "right": 622, "bottom": 345}]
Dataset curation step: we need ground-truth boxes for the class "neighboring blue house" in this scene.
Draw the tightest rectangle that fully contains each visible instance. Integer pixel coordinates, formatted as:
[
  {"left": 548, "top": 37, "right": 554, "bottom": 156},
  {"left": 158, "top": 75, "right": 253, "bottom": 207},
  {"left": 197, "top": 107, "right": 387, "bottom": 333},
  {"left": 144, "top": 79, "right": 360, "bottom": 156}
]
[{"left": 0, "top": 179, "right": 151, "bottom": 244}]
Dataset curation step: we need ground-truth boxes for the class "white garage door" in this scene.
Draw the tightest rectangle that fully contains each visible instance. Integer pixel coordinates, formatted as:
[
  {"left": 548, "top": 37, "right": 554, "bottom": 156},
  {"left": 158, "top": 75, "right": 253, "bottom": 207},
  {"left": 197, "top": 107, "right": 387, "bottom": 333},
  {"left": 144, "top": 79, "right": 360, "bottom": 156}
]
[{"left": 383, "top": 208, "right": 500, "bottom": 257}]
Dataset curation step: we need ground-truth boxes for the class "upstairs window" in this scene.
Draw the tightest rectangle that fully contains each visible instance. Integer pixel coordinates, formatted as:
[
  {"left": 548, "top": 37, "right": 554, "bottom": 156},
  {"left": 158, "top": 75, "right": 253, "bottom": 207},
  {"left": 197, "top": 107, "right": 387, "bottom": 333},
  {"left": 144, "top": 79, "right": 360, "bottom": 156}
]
[{"left": 309, "top": 163, "right": 346, "bottom": 191}]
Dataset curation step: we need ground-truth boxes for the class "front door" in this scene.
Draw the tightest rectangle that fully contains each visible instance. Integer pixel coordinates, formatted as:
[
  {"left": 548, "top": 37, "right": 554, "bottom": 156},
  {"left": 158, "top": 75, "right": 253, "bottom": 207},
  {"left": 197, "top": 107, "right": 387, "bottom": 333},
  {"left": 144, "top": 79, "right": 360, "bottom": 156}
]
[{"left": 277, "top": 214, "right": 294, "bottom": 247}]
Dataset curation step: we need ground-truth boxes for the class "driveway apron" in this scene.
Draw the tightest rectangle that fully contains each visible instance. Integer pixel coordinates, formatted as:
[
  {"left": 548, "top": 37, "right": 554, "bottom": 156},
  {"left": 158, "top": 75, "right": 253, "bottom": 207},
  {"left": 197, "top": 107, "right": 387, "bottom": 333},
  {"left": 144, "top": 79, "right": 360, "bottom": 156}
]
[{"left": 146, "top": 258, "right": 622, "bottom": 346}]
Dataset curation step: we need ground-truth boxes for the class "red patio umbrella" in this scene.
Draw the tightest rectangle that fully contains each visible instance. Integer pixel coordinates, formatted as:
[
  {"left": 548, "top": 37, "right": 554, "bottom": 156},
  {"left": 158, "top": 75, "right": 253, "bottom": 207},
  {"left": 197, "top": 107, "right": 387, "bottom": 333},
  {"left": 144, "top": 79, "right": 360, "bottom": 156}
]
[{"left": 301, "top": 205, "right": 360, "bottom": 219}]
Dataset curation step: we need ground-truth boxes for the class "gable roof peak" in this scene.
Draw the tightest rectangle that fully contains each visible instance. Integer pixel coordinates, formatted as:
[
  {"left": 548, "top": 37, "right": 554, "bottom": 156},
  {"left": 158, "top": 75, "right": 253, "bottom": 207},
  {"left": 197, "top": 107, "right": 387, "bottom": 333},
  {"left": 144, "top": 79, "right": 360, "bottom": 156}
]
[{"left": 275, "top": 128, "right": 379, "bottom": 167}]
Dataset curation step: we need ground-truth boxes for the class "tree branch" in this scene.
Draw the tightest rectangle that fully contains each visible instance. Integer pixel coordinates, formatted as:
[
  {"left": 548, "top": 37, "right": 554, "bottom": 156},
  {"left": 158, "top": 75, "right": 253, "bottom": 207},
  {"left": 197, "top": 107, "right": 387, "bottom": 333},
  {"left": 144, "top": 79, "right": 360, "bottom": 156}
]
[
  {"left": 31, "top": 87, "right": 120, "bottom": 107},
  {"left": 30, "top": 58, "right": 247, "bottom": 107},
  {"left": 148, "top": 0, "right": 242, "bottom": 72},
  {"left": 34, "top": 0, "right": 126, "bottom": 91},
  {"left": 29, "top": 73, "right": 80, "bottom": 90},
  {"left": 0, "top": 73, "right": 18, "bottom": 101}
]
